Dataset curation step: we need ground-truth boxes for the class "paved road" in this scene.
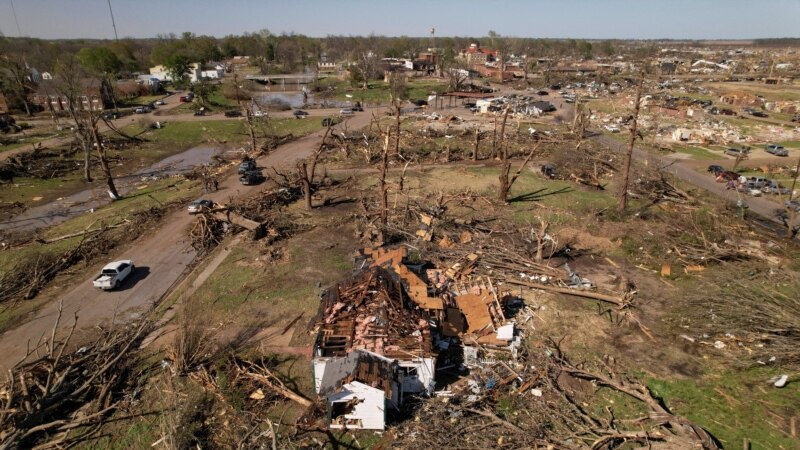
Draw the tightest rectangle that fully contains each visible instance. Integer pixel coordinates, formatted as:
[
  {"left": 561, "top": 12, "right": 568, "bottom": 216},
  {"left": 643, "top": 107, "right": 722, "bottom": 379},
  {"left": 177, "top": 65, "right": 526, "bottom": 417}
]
[
  {"left": 0, "top": 110, "right": 378, "bottom": 371},
  {"left": 594, "top": 134, "right": 792, "bottom": 225}
]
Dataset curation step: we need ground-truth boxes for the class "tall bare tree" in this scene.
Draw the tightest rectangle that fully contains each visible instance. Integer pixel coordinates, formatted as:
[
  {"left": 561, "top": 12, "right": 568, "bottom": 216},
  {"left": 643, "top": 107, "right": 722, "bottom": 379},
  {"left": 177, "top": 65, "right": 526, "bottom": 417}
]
[
  {"left": 0, "top": 54, "right": 35, "bottom": 116},
  {"left": 296, "top": 122, "right": 333, "bottom": 210},
  {"left": 55, "top": 56, "right": 120, "bottom": 198},
  {"left": 618, "top": 72, "right": 644, "bottom": 212},
  {"left": 388, "top": 72, "right": 408, "bottom": 156},
  {"left": 498, "top": 141, "right": 539, "bottom": 202}
]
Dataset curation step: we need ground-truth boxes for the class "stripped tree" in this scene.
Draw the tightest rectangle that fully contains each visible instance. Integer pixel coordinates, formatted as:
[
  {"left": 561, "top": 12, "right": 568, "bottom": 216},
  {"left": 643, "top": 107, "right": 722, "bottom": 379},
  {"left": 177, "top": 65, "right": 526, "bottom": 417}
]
[{"left": 618, "top": 71, "right": 645, "bottom": 212}]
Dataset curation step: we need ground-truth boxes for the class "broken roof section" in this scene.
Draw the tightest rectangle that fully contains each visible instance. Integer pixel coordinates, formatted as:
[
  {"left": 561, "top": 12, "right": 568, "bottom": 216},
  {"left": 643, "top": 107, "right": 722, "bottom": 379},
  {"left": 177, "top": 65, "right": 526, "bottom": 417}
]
[{"left": 313, "top": 266, "right": 434, "bottom": 361}]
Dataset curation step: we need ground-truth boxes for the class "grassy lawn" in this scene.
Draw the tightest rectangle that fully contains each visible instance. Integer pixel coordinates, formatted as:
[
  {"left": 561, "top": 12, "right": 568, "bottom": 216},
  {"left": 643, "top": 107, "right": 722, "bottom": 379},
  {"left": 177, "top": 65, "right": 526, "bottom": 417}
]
[
  {"left": 674, "top": 145, "right": 721, "bottom": 160},
  {"left": 121, "top": 95, "right": 164, "bottom": 107},
  {"left": 648, "top": 368, "right": 800, "bottom": 450},
  {"left": 0, "top": 128, "right": 68, "bottom": 153},
  {"left": 317, "top": 78, "right": 447, "bottom": 104}
]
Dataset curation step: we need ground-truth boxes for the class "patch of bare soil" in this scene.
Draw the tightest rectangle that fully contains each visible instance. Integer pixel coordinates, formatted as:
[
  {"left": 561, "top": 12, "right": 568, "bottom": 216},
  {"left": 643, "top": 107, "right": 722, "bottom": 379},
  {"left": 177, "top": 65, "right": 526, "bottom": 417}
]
[{"left": 556, "top": 226, "right": 620, "bottom": 252}]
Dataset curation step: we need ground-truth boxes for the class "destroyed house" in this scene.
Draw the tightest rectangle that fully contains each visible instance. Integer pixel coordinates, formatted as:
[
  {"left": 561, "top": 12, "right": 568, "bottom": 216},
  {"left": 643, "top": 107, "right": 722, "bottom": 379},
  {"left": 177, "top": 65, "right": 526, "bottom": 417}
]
[{"left": 311, "top": 267, "right": 436, "bottom": 429}]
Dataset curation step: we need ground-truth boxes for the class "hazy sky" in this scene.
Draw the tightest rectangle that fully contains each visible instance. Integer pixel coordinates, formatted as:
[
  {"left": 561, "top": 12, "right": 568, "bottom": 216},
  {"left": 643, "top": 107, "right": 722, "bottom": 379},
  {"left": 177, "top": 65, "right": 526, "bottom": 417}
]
[{"left": 1, "top": 0, "right": 798, "bottom": 40}]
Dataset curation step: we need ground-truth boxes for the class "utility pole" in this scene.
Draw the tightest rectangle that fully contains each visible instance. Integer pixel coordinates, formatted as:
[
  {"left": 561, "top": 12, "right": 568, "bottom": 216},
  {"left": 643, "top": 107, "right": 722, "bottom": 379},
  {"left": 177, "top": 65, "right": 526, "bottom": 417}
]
[
  {"left": 107, "top": 0, "right": 119, "bottom": 41},
  {"left": 10, "top": 0, "right": 22, "bottom": 36}
]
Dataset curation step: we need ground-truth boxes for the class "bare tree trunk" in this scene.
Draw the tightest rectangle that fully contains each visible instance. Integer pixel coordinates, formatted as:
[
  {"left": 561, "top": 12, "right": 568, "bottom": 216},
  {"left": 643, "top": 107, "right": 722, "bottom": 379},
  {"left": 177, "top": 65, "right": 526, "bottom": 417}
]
[
  {"left": 492, "top": 114, "right": 498, "bottom": 158},
  {"left": 89, "top": 121, "right": 120, "bottom": 199},
  {"left": 296, "top": 122, "right": 333, "bottom": 211},
  {"left": 498, "top": 142, "right": 511, "bottom": 201},
  {"left": 499, "top": 143, "right": 539, "bottom": 202},
  {"left": 473, "top": 127, "right": 480, "bottom": 162},
  {"left": 379, "top": 132, "right": 390, "bottom": 225},
  {"left": 245, "top": 105, "right": 258, "bottom": 152},
  {"left": 618, "top": 73, "right": 644, "bottom": 212},
  {"left": 786, "top": 155, "right": 800, "bottom": 239},
  {"left": 394, "top": 104, "right": 401, "bottom": 156},
  {"left": 535, "top": 220, "right": 549, "bottom": 263},
  {"left": 299, "top": 162, "right": 312, "bottom": 210}
]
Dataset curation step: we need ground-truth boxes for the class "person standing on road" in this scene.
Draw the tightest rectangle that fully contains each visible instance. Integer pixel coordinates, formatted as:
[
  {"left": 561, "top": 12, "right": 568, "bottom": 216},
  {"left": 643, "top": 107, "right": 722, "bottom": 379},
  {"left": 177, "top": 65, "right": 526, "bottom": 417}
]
[{"left": 213, "top": 178, "right": 219, "bottom": 191}]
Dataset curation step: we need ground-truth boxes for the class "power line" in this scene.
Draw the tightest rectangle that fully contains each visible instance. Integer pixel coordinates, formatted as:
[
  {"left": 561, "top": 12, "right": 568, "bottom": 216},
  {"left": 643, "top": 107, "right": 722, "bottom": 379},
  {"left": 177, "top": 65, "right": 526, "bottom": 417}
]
[
  {"left": 9, "top": 0, "right": 21, "bottom": 36},
  {"left": 107, "top": 0, "right": 118, "bottom": 40}
]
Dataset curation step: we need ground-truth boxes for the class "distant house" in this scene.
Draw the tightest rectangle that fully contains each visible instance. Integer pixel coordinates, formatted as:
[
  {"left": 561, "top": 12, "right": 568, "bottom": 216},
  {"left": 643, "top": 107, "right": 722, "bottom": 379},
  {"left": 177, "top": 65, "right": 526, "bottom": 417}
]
[
  {"left": 461, "top": 43, "right": 496, "bottom": 67},
  {"left": 29, "top": 79, "right": 114, "bottom": 112},
  {"left": 317, "top": 61, "right": 338, "bottom": 73},
  {"left": 149, "top": 63, "right": 203, "bottom": 83}
]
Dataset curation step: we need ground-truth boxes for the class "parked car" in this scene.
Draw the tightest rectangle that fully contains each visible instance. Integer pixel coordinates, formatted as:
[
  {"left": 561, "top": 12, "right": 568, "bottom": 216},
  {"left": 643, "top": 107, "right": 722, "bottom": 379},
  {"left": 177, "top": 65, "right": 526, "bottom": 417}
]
[
  {"left": 194, "top": 108, "right": 205, "bottom": 116},
  {"left": 187, "top": 199, "right": 214, "bottom": 214},
  {"left": 134, "top": 107, "right": 146, "bottom": 114},
  {"left": 238, "top": 159, "right": 257, "bottom": 174},
  {"left": 765, "top": 144, "right": 788, "bottom": 156},
  {"left": 254, "top": 110, "right": 266, "bottom": 117},
  {"left": 413, "top": 99, "right": 428, "bottom": 107},
  {"left": 155, "top": 99, "right": 166, "bottom": 105},
  {"left": 707, "top": 164, "right": 724, "bottom": 175},
  {"left": 750, "top": 110, "right": 768, "bottom": 118},
  {"left": 536, "top": 90, "right": 549, "bottom": 96},
  {"left": 725, "top": 147, "right": 749, "bottom": 157},
  {"left": 179, "top": 96, "right": 188, "bottom": 102},
  {"left": 340, "top": 108, "right": 355, "bottom": 115},
  {"left": 239, "top": 169, "right": 265, "bottom": 185},
  {"left": 92, "top": 260, "right": 134, "bottom": 290},
  {"left": 785, "top": 200, "right": 800, "bottom": 212},
  {"left": 604, "top": 125, "right": 621, "bottom": 133},
  {"left": 762, "top": 180, "right": 792, "bottom": 195},
  {"left": 746, "top": 176, "right": 769, "bottom": 189},
  {"left": 225, "top": 110, "right": 243, "bottom": 118},
  {"left": 293, "top": 110, "right": 309, "bottom": 119}
]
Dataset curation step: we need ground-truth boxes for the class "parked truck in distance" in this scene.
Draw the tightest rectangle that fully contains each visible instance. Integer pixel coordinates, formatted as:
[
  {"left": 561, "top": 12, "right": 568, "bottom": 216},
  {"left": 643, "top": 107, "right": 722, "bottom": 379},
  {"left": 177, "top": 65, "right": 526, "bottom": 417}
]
[{"left": 93, "top": 260, "right": 135, "bottom": 290}]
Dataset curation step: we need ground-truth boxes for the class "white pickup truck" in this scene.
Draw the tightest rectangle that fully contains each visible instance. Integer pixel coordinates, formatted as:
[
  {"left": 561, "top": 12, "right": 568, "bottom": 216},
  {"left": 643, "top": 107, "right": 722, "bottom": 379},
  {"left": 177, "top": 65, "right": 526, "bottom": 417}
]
[{"left": 93, "top": 260, "right": 135, "bottom": 290}]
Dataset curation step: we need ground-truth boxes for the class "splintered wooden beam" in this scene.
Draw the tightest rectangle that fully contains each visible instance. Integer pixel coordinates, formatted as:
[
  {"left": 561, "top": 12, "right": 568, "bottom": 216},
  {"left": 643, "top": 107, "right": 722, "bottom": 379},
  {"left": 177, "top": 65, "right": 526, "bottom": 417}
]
[{"left": 502, "top": 279, "right": 627, "bottom": 307}]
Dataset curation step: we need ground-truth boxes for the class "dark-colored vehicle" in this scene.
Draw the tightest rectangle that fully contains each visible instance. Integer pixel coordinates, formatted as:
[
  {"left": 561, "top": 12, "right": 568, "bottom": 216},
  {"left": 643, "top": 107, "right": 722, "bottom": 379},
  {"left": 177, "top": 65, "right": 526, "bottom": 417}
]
[
  {"left": 414, "top": 99, "right": 429, "bottom": 107},
  {"left": 540, "top": 164, "right": 556, "bottom": 179},
  {"left": 293, "top": 110, "right": 309, "bottom": 119},
  {"left": 238, "top": 159, "right": 257, "bottom": 174},
  {"left": 762, "top": 180, "right": 791, "bottom": 195},
  {"left": 193, "top": 108, "right": 205, "bottom": 116},
  {"left": 707, "top": 165, "right": 724, "bottom": 175},
  {"left": 179, "top": 96, "right": 189, "bottom": 102},
  {"left": 792, "top": 114, "right": 800, "bottom": 123},
  {"left": 719, "top": 171, "right": 739, "bottom": 182},
  {"left": 224, "top": 110, "right": 243, "bottom": 118},
  {"left": 750, "top": 110, "right": 768, "bottom": 118},
  {"left": 549, "top": 84, "right": 561, "bottom": 90},
  {"left": 239, "top": 169, "right": 265, "bottom": 185},
  {"left": 536, "top": 90, "right": 549, "bottom": 96},
  {"left": 765, "top": 144, "right": 788, "bottom": 156}
]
